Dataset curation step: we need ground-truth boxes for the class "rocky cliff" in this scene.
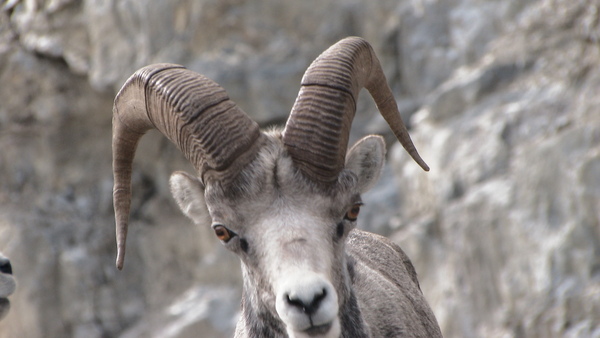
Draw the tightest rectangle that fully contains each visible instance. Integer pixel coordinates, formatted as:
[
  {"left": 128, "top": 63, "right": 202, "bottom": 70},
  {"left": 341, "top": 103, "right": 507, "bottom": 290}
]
[{"left": 0, "top": 0, "right": 598, "bottom": 337}]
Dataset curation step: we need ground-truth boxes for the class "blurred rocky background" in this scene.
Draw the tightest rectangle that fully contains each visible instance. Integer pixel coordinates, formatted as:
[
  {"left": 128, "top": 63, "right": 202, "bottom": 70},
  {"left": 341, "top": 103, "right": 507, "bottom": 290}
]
[{"left": 0, "top": 0, "right": 598, "bottom": 337}]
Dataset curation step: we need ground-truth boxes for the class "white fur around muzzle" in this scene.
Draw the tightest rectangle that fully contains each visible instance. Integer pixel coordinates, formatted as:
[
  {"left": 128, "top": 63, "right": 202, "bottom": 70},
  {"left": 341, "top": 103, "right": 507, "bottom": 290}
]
[{"left": 275, "top": 272, "right": 341, "bottom": 338}]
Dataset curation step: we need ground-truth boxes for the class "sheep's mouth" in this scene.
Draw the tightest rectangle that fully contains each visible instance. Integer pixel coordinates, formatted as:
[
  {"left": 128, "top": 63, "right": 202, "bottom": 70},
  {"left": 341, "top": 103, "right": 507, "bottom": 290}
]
[{"left": 303, "top": 322, "right": 333, "bottom": 336}]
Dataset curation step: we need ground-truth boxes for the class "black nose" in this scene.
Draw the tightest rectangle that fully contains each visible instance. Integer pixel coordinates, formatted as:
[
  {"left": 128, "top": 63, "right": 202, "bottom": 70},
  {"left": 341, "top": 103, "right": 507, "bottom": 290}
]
[
  {"left": 285, "top": 289, "right": 327, "bottom": 316},
  {"left": 0, "top": 258, "right": 12, "bottom": 275}
]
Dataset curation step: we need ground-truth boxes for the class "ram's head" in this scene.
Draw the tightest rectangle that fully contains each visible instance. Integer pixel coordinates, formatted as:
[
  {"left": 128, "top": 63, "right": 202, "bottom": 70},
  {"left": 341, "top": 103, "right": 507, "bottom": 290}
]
[{"left": 112, "top": 37, "right": 438, "bottom": 337}]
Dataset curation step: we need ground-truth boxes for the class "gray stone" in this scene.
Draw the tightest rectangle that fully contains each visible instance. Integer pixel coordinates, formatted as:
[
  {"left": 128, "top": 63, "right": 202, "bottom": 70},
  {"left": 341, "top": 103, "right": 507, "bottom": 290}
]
[{"left": 390, "top": 0, "right": 600, "bottom": 336}]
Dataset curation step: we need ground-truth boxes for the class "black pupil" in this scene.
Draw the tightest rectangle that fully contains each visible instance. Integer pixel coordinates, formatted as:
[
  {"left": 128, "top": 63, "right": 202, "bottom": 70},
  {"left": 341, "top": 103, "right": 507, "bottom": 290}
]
[{"left": 215, "top": 227, "right": 228, "bottom": 238}]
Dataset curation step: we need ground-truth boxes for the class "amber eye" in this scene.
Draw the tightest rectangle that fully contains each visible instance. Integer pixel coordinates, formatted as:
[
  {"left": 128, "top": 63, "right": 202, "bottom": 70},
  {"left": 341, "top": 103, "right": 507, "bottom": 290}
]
[
  {"left": 345, "top": 203, "right": 362, "bottom": 221},
  {"left": 213, "top": 224, "right": 233, "bottom": 242}
]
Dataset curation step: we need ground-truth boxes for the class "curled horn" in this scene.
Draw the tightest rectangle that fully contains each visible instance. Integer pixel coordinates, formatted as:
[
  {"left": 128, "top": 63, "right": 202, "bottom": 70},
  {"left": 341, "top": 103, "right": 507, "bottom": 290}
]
[
  {"left": 112, "top": 63, "right": 261, "bottom": 270},
  {"left": 282, "top": 37, "right": 429, "bottom": 184}
]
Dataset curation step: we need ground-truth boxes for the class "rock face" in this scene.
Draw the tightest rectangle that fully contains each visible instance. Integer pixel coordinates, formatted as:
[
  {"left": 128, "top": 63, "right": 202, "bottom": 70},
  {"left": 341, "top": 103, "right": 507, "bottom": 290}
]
[
  {"left": 0, "top": 0, "right": 598, "bottom": 337},
  {"left": 389, "top": 2, "right": 600, "bottom": 337}
]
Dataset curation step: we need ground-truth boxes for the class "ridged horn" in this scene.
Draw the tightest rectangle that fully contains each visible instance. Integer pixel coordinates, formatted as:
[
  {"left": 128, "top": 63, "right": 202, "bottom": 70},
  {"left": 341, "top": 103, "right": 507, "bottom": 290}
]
[
  {"left": 282, "top": 37, "right": 429, "bottom": 184},
  {"left": 112, "top": 63, "right": 261, "bottom": 270}
]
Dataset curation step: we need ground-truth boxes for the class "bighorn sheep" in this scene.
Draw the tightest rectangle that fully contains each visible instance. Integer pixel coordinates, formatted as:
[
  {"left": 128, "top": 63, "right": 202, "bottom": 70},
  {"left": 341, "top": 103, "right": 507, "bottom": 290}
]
[
  {"left": 112, "top": 37, "right": 442, "bottom": 337},
  {"left": 0, "top": 253, "right": 15, "bottom": 321}
]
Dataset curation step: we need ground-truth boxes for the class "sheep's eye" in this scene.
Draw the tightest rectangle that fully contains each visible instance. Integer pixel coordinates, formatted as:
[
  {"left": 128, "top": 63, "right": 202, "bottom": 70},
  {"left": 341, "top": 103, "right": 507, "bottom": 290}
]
[
  {"left": 213, "top": 224, "right": 234, "bottom": 242},
  {"left": 344, "top": 203, "right": 362, "bottom": 221}
]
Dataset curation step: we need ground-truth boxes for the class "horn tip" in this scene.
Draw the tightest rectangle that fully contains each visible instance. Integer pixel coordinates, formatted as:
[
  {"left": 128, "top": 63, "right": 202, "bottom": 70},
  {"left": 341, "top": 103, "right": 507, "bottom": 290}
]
[
  {"left": 417, "top": 158, "right": 430, "bottom": 172},
  {"left": 116, "top": 249, "right": 125, "bottom": 270}
]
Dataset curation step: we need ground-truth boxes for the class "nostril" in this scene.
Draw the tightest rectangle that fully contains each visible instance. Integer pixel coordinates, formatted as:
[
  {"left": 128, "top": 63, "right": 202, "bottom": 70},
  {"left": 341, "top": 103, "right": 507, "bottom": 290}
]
[
  {"left": 286, "top": 294, "right": 305, "bottom": 310},
  {"left": 311, "top": 288, "right": 326, "bottom": 309},
  {"left": 0, "top": 260, "right": 12, "bottom": 275},
  {"left": 285, "top": 288, "right": 327, "bottom": 316}
]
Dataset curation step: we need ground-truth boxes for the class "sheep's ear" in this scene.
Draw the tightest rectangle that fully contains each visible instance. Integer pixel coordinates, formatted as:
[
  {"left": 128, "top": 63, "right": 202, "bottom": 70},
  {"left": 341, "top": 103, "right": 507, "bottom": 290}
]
[
  {"left": 169, "top": 171, "right": 208, "bottom": 222},
  {"left": 345, "top": 135, "right": 386, "bottom": 193}
]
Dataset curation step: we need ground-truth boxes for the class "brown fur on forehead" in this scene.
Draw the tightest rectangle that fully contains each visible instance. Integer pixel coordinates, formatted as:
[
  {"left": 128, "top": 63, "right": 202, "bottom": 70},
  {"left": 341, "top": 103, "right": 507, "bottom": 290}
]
[{"left": 203, "top": 130, "right": 361, "bottom": 225}]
